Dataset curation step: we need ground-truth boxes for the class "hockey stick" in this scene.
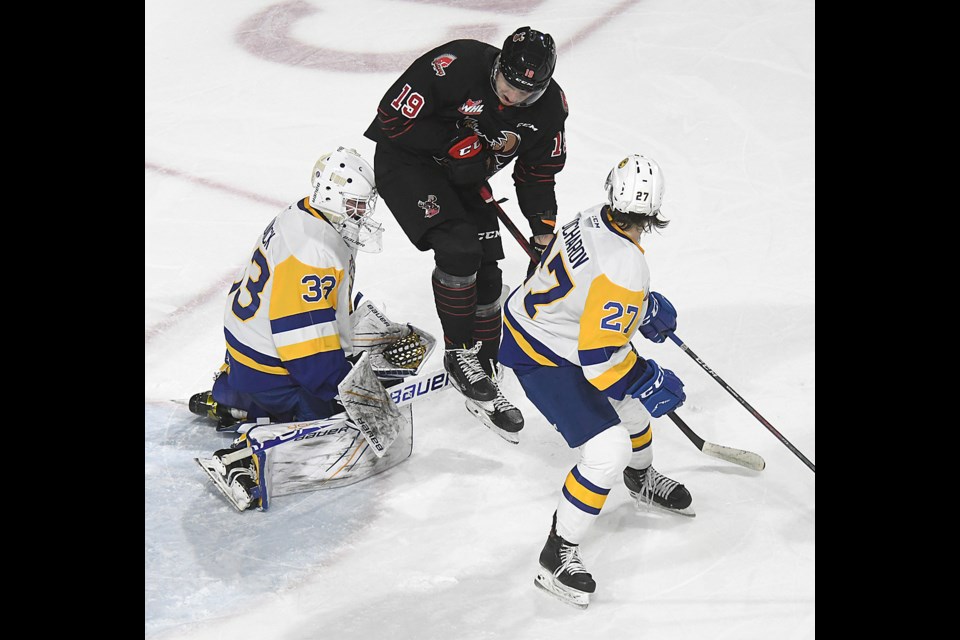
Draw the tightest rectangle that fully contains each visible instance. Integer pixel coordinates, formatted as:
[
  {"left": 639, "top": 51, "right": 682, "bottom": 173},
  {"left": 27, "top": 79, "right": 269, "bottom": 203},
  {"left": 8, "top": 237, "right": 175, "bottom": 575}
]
[
  {"left": 479, "top": 185, "right": 541, "bottom": 263},
  {"left": 667, "top": 333, "right": 815, "bottom": 473},
  {"left": 667, "top": 412, "right": 765, "bottom": 471}
]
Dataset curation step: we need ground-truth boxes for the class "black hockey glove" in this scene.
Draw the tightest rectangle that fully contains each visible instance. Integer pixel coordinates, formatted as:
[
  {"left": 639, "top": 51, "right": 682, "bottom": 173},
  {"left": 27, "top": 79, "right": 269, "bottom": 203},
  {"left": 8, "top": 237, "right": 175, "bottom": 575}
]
[
  {"left": 526, "top": 236, "right": 551, "bottom": 278},
  {"left": 443, "top": 129, "right": 492, "bottom": 187}
]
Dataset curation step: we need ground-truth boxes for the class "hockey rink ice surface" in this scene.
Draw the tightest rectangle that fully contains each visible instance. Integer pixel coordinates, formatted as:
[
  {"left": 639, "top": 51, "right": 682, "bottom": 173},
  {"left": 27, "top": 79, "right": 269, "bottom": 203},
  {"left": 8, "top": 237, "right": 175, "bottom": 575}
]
[{"left": 145, "top": 1, "right": 815, "bottom": 638}]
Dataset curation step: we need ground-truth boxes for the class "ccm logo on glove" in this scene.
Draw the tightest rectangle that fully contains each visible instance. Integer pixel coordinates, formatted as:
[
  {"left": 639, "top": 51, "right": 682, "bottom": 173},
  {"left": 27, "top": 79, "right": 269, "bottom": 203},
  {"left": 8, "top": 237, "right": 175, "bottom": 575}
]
[
  {"left": 448, "top": 133, "right": 484, "bottom": 159},
  {"left": 626, "top": 358, "right": 686, "bottom": 418}
]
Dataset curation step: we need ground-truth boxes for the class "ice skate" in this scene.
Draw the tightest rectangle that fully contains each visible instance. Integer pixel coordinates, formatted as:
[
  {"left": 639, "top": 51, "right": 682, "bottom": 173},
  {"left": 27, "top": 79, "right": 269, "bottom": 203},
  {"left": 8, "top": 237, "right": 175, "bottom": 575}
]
[
  {"left": 623, "top": 465, "right": 695, "bottom": 517},
  {"left": 464, "top": 386, "right": 523, "bottom": 444},
  {"left": 444, "top": 342, "right": 498, "bottom": 402},
  {"left": 533, "top": 512, "right": 596, "bottom": 609},
  {"left": 462, "top": 360, "right": 523, "bottom": 443},
  {"left": 196, "top": 448, "right": 262, "bottom": 512},
  {"left": 188, "top": 390, "right": 248, "bottom": 432}
]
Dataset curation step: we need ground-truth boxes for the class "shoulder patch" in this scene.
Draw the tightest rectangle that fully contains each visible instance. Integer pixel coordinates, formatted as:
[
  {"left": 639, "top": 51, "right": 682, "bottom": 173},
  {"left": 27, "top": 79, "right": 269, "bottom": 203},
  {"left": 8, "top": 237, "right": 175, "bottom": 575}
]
[
  {"left": 560, "top": 89, "right": 568, "bottom": 114},
  {"left": 431, "top": 54, "right": 457, "bottom": 77}
]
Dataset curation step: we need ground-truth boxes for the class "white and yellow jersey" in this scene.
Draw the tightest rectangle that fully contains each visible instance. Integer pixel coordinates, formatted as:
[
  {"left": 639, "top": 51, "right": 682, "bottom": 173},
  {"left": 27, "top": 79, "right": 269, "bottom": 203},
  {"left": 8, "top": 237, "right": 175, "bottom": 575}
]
[
  {"left": 222, "top": 198, "right": 356, "bottom": 400},
  {"left": 500, "top": 204, "right": 651, "bottom": 400}
]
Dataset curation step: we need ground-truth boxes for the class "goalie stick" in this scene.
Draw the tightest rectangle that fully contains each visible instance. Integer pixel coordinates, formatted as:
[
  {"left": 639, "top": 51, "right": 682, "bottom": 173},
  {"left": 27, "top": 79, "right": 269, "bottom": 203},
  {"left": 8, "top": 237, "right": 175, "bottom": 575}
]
[{"left": 667, "top": 412, "right": 765, "bottom": 471}]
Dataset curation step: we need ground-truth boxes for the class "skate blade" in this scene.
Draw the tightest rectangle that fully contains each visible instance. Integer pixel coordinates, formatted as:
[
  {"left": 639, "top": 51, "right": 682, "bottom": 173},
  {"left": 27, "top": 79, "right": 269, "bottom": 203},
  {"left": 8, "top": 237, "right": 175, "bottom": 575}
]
[
  {"left": 629, "top": 492, "right": 696, "bottom": 518},
  {"left": 195, "top": 457, "right": 253, "bottom": 513},
  {"left": 533, "top": 570, "right": 590, "bottom": 609},
  {"left": 464, "top": 400, "right": 520, "bottom": 444}
]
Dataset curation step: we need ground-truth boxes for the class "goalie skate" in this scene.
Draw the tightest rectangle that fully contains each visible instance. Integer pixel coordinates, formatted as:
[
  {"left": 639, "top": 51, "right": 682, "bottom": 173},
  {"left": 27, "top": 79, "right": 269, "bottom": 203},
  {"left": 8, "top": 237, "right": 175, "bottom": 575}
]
[
  {"left": 196, "top": 454, "right": 261, "bottom": 512},
  {"left": 534, "top": 566, "right": 591, "bottom": 609}
]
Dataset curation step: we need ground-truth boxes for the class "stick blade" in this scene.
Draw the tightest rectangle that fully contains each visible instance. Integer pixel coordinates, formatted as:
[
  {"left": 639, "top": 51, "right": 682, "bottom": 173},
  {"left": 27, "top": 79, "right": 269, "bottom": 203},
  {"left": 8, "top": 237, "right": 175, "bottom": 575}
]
[{"left": 701, "top": 442, "right": 766, "bottom": 471}]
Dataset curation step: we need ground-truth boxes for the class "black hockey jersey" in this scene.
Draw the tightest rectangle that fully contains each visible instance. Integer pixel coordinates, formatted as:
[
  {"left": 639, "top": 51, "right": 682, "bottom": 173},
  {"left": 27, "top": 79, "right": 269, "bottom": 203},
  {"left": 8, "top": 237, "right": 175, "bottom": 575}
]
[{"left": 363, "top": 39, "right": 569, "bottom": 219}]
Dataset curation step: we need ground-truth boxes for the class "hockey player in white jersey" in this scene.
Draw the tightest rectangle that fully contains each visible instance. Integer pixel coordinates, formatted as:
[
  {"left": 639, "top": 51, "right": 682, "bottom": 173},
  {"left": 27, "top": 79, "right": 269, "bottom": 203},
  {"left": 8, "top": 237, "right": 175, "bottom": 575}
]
[
  {"left": 189, "top": 147, "right": 439, "bottom": 511},
  {"left": 499, "top": 154, "right": 690, "bottom": 608}
]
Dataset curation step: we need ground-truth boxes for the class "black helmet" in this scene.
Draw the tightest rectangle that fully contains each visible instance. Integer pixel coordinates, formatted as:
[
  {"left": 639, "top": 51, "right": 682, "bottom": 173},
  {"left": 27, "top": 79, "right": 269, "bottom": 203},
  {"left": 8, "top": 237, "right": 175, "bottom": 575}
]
[{"left": 491, "top": 26, "right": 556, "bottom": 106}]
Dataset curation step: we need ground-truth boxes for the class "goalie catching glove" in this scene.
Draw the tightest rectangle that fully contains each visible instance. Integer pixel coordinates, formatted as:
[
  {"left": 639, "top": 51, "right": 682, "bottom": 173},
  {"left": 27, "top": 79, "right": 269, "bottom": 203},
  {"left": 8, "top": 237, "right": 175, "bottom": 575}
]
[
  {"left": 350, "top": 294, "right": 436, "bottom": 377},
  {"left": 381, "top": 332, "right": 428, "bottom": 369}
]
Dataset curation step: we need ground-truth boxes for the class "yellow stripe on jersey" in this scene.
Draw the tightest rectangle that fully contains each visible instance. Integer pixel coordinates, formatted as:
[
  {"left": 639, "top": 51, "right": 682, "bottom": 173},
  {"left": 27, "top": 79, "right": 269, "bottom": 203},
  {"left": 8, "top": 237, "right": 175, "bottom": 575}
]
[
  {"left": 270, "top": 257, "right": 342, "bottom": 320},
  {"left": 579, "top": 273, "right": 646, "bottom": 351},
  {"left": 587, "top": 349, "right": 638, "bottom": 390},
  {"left": 276, "top": 334, "right": 343, "bottom": 360},
  {"left": 503, "top": 313, "right": 557, "bottom": 367},
  {"left": 605, "top": 209, "right": 645, "bottom": 253},
  {"left": 227, "top": 343, "right": 289, "bottom": 375},
  {"left": 301, "top": 198, "right": 326, "bottom": 220},
  {"left": 563, "top": 470, "right": 608, "bottom": 510}
]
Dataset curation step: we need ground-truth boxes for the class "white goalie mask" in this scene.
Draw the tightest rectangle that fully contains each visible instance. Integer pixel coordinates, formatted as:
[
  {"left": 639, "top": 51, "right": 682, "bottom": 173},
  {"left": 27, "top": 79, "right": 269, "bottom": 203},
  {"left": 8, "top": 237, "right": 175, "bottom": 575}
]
[
  {"left": 604, "top": 154, "right": 665, "bottom": 216},
  {"left": 310, "top": 147, "right": 383, "bottom": 253}
]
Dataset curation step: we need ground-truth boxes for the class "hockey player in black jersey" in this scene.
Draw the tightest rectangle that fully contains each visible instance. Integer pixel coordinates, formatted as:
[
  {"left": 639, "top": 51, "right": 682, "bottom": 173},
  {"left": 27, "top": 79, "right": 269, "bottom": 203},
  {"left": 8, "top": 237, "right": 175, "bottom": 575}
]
[{"left": 363, "top": 26, "right": 568, "bottom": 442}]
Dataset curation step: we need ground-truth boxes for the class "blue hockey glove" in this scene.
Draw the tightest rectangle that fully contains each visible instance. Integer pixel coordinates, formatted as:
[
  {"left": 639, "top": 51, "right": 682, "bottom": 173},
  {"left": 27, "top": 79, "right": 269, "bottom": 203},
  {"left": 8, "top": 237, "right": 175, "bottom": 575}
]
[
  {"left": 626, "top": 359, "right": 685, "bottom": 417},
  {"left": 639, "top": 292, "right": 677, "bottom": 343}
]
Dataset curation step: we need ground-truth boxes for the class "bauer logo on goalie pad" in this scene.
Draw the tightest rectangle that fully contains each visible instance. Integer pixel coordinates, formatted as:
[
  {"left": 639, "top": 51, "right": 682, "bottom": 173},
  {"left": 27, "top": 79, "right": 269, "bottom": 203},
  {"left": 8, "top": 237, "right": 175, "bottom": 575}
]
[{"left": 338, "top": 352, "right": 410, "bottom": 457}]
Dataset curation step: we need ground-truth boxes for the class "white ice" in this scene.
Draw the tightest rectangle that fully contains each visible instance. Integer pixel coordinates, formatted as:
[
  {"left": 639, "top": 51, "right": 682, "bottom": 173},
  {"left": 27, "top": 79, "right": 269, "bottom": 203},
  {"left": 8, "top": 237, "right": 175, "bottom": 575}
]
[{"left": 145, "top": 1, "right": 815, "bottom": 638}]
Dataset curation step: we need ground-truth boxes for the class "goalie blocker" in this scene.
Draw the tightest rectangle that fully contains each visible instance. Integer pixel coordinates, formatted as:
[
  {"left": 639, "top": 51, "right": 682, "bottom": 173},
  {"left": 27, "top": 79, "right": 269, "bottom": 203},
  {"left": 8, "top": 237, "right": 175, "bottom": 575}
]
[{"left": 196, "top": 299, "right": 449, "bottom": 512}]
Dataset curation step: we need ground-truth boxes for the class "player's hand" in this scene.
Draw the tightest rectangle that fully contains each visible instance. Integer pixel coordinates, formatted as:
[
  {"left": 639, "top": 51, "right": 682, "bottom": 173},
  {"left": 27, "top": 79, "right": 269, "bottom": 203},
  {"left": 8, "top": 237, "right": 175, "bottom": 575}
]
[
  {"left": 639, "top": 291, "right": 678, "bottom": 343},
  {"left": 526, "top": 235, "right": 552, "bottom": 278},
  {"left": 444, "top": 129, "right": 492, "bottom": 186},
  {"left": 626, "top": 359, "right": 685, "bottom": 417}
]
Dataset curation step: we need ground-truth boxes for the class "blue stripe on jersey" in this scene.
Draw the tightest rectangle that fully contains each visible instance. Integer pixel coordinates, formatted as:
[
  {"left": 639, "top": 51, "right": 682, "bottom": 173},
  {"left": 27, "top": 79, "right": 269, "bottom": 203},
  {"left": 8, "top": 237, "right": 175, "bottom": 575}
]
[
  {"left": 270, "top": 307, "right": 338, "bottom": 333},
  {"left": 225, "top": 328, "right": 283, "bottom": 368},
  {"left": 603, "top": 356, "right": 649, "bottom": 401},
  {"left": 578, "top": 345, "right": 621, "bottom": 366},
  {"left": 502, "top": 302, "right": 566, "bottom": 366}
]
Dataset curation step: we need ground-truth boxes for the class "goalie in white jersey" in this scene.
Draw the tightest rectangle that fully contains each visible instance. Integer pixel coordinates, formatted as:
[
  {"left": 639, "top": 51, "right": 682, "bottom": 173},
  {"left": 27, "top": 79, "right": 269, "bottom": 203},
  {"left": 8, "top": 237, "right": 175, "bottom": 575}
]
[
  {"left": 192, "top": 147, "right": 385, "bottom": 428},
  {"left": 499, "top": 154, "right": 691, "bottom": 608},
  {"left": 189, "top": 147, "right": 439, "bottom": 512}
]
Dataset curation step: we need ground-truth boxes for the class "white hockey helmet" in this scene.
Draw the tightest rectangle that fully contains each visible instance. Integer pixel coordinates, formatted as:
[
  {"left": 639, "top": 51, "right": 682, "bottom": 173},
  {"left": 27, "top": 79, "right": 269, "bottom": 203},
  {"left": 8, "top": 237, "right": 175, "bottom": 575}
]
[
  {"left": 604, "top": 154, "right": 665, "bottom": 216},
  {"left": 310, "top": 147, "right": 383, "bottom": 253}
]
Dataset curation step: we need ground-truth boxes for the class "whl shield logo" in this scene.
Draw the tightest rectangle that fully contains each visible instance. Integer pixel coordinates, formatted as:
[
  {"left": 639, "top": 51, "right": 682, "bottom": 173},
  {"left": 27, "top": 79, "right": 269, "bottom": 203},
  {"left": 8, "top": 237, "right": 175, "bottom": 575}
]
[{"left": 458, "top": 99, "right": 484, "bottom": 114}]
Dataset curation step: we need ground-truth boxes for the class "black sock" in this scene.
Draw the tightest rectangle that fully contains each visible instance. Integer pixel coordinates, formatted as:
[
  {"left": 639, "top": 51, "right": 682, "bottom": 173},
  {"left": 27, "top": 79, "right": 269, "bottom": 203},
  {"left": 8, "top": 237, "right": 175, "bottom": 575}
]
[
  {"left": 473, "top": 301, "right": 501, "bottom": 376},
  {"left": 432, "top": 269, "right": 477, "bottom": 349}
]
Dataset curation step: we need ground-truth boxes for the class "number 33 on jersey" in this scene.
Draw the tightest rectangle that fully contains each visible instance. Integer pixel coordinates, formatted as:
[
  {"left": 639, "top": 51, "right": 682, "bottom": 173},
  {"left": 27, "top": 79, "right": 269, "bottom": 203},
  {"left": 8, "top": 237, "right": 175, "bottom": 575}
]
[{"left": 222, "top": 198, "right": 357, "bottom": 398}]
